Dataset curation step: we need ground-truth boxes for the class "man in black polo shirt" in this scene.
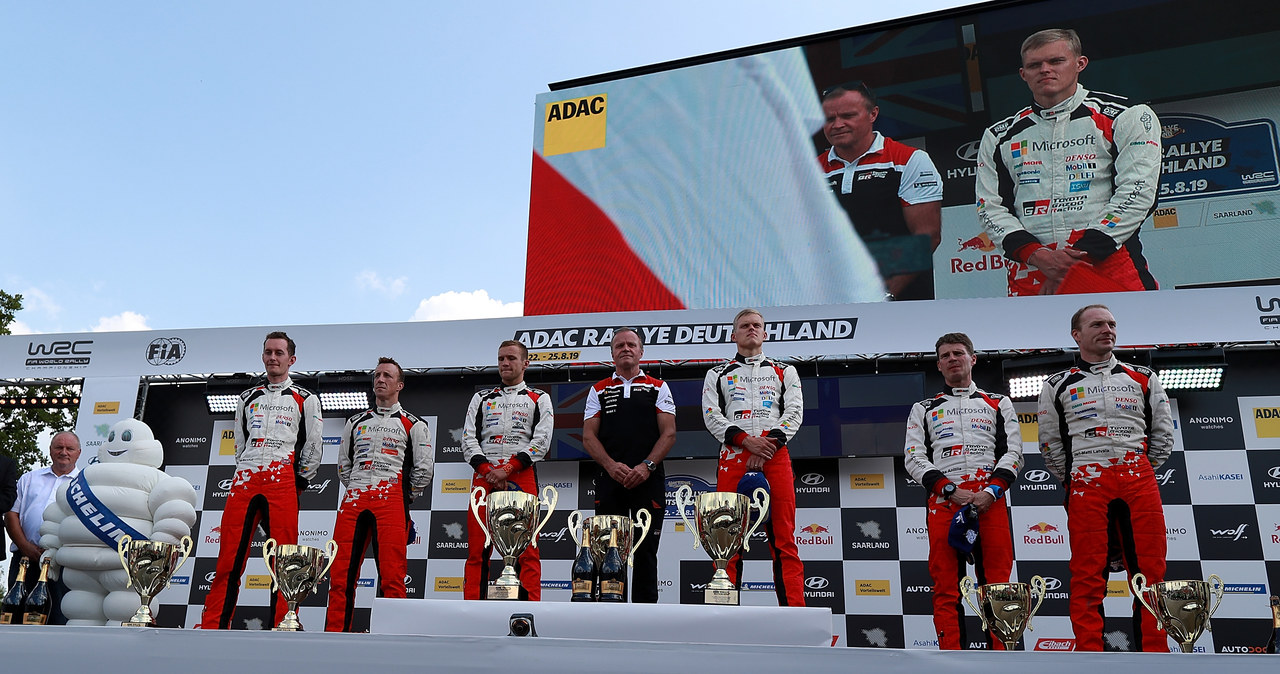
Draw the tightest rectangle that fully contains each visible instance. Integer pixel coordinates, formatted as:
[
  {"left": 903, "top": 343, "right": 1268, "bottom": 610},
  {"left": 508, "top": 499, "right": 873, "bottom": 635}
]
[
  {"left": 818, "top": 81, "right": 943, "bottom": 300},
  {"left": 581, "top": 328, "right": 677, "bottom": 602}
]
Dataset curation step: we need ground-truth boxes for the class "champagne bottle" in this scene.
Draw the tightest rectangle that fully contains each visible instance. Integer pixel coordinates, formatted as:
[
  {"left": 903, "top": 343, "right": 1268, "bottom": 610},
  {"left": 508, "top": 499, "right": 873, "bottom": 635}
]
[
  {"left": 598, "top": 529, "right": 626, "bottom": 602},
  {"left": 22, "top": 560, "right": 52, "bottom": 625},
  {"left": 570, "top": 531, "right": 597, "bottom": 602},
  {"left": 1, "top": 559, "right": 29, "bottom": 625},
  {"left": 1266, "top": 595, "right": 1279, "bottom": 654}
]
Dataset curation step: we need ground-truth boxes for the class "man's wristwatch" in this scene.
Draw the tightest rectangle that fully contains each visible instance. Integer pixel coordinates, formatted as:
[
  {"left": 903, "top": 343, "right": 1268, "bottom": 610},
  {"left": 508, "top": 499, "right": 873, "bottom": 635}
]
[
  {"left": 940, "top": 483, "right": 957, "bottom": 499},
  {"left": 643, "top": 460, "right": 657, "bottom": 472}
]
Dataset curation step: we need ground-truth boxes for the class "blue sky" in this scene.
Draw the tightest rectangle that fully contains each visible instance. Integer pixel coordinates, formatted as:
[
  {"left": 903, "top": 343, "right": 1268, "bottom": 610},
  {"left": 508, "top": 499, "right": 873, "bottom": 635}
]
[{"left": 2, "top": 1, "right": 963, "bottom": 335}]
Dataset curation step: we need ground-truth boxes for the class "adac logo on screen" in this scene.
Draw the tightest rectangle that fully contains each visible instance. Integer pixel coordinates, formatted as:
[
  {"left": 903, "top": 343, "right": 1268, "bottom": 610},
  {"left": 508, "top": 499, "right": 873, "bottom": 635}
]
[{"left": 543, "top": 93, "right": 608, "bottom": 157}]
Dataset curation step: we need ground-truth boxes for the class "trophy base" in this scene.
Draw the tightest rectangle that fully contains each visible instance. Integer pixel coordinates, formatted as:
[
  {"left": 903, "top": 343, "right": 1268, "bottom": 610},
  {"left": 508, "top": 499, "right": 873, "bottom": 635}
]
[
  {"left": 273, "top": 625, "right": 303, "bottom": 632},
  {"left": 704, "top": 588, "right": 739, "bottom": 606},
  {"left": 488, "top": 584, "right": 520, "bottom": 600},
  {"left": 121, "top": 620, "right": 156, "bottom": 628}
]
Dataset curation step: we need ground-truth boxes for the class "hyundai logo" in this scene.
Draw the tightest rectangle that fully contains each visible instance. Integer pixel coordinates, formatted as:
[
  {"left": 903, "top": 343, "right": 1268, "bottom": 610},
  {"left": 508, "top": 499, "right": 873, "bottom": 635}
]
[
  {"left": 205, "top": 571, "right": 217, "bottom": 583},
  {"left": 218, "top": 478, "right": 234, "bottom": 491},
  {"left": 1042, "top": 577, "right": 1062, "bottom": 590},
  {"left": 956, "top": 140, "right": 981, "bottom": 162},
  {"left": 1269, "top": 466, "right": 1280, "bottom": 480},
  {"left": 805, "top": 576, "right": 830, "bottom": 589},
  {"left": 1024, "top": 470, "right": 1051, "bottom": 483},
  {"left": 801, "top": 473, "right": 824, "bottom": 486}
]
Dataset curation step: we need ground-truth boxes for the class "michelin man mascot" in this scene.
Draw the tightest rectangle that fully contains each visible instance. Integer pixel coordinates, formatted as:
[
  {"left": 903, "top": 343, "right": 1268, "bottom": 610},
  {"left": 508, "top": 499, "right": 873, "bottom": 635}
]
[{"left": 39, "top": 419, "right": 198, "bottom": 625}]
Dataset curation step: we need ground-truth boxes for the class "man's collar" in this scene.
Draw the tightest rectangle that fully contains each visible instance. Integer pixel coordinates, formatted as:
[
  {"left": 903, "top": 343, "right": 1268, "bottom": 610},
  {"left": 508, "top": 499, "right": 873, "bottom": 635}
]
[
  {"left": 375, "top": 401, "right": 403, "bottom": 415},
  {"left": 1033, "top": 85, "right": 1086, "bottom": 119},
  {"left": 826, "top": 131, "right": 885, "bottom": 165},
  {"left": 265, "top": 376, "right": 293, "bottom": 392},
  {"left": 612, "top": 369, "right": 646, "bottom": 383}
]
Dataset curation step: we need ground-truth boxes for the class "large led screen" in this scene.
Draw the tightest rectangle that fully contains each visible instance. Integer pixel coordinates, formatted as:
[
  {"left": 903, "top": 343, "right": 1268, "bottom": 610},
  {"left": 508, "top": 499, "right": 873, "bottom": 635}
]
[{"left": 527, "top": 0, "right": 1280, "bottom": 315}]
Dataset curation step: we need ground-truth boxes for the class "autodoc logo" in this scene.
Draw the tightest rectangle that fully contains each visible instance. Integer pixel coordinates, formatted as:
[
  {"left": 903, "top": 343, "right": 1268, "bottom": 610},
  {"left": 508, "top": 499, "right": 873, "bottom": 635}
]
[{"left": 146, "top": 337, "right": 186, "bottom": 366}]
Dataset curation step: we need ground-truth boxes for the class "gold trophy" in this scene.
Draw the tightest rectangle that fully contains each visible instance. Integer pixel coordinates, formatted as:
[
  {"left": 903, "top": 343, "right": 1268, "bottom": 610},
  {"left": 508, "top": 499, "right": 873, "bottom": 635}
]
[
  {"left": 262, "top": 538, "right": 338, "bottom": 631},
  {"left": 960, "top": 575, "right": 1047, "bottom": 650},
  {"left": 117, "top": 534, "right": 194, "bottom": 627},
  {"left": 469, "top": 485, "right": 558, "bottom": 599},
  {"left": 674, "top": 485, "right": 769, "bottom": 605},
  {"left": 567, "top": 510, "right": 653, "bottom": 569},
  {"left": 1131, "top": 573, "right": 1224, "bottom": 652}
]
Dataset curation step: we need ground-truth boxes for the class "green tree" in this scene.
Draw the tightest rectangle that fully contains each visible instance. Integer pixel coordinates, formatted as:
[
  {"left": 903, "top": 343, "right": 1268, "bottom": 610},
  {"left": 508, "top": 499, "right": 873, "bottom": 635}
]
[{"left": 1, "top": 289, "right": 78, "bottom": 472}]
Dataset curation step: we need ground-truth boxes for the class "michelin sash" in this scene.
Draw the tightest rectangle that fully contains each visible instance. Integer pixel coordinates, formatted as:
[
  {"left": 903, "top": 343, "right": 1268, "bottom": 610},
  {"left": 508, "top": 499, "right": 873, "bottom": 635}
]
[{"left": 68, "top": 472, "right": 147, "bottom": 546}]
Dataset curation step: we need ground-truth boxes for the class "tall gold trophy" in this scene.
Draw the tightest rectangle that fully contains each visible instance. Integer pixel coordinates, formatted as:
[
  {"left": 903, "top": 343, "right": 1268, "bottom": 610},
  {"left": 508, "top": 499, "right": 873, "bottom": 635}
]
[
  {"left": 960, "top": 575, "right": 1047, "bottom": 650},
  {"left": 262, "top": 538, "right": 338, "bottom": 631},
  {"left": 469, "top": 485, "right": 558, "bottom": 599},
  {"left": 117, "top": 534, "right": 194, "bottom": 627},
  {"left": 674, "top": 484, "right": 769, "bottom": 605},
  {"left": 1131, "top": 573, "right": 1224, "bottom": 652}
]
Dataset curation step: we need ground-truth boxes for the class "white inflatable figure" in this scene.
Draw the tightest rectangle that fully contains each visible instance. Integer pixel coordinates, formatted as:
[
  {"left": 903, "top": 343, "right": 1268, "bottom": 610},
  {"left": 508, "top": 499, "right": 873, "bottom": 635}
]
[{"left": 39, "top": 419, "right": 198, "bottom": 625}]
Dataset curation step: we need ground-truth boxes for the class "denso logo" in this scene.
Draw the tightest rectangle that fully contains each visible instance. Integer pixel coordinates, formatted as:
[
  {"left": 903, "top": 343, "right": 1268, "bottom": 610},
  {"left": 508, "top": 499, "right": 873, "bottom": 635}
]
[
  {"left": 805, "top": 576, "right": 830, "bottom": 589},
  {"left": 1024, "top": 470, "right": 1051, "bottom": 483},
  {"left": 800, "top": 473, "right": 824, "bottom": 486}
]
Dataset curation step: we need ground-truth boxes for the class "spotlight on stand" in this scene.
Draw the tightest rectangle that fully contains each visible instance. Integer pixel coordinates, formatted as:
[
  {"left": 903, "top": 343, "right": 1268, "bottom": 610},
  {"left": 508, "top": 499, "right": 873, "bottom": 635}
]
[
  {"left": 319, "top": 371, "right": 372, "bottom": 412},
  {"left": 1151, "top": 347, "right": 1226, "bottom": 391},
  {"left": 204, "top": 374, "right": 257, "bottom": 414},
  {"left": 1001, "top": 353, "right": 1075, "bottom": 401}
]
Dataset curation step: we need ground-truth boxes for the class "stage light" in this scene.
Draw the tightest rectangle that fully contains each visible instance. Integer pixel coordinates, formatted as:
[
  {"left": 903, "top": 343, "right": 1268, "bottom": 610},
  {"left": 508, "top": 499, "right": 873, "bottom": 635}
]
[
  {"left": 0, "top": 394, "right": 81, "bottom": 410},
  {"left": 320, "top": 390, "right": 371, "bottom": 412},
  {"left": 204, "top": 374, "right": 257, "bottom": 414},
  {"left": 206, "top": 394, "right": 241, "bottom": 414},
  {"left": 1008, "top": 374, "right": 1050, "bottom": 400},
  {"left": 1001, "top": 353, "right": 1075, "bottom": 401},
  {"left": 1151, "top": 347, "right": 1226, "bottom": 391}
]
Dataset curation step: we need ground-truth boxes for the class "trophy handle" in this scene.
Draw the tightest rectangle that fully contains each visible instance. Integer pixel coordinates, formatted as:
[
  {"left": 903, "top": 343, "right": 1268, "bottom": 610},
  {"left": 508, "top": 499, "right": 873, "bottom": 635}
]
[
  {"left": 117, "top": 534, "right": 134, "bottom": 589},
  {"left": 959, "top": 576, "right": 988, "bottom": 631},
  {"left": 1026, "top": 575, "right": 1048, "bottom": 630},
  {"left": 262, "top": 538, "right": 279, "bottom": 592},
  {"left": 567, "top": 510, "right": 583, "bottom": 548},
  {"left": 675, "top": 485, "right": 699, "bottom": 550},
  {"left": 314, "top": 540, "right": 339, "bottom": 593},
  {"left": 630, "top": 509, "right": 653, "bottom": 568},
  {"left": 743, "top": 487, "right": 770, "bottom": 553},
  {"left": 469, "top": 486, "right": 492, "bottom": 550},
  {"left": 530, "top": 485, "right": 558, "bottom": 549},
  {"left": 1206, "top": 574, "right": 1225, "bottom": 631},
  {"left": 170, "top": 535, "right": 195, "bottom": 576},
  {"left": 1129, "top": 572, "right": 1162, "bottom": 630}
]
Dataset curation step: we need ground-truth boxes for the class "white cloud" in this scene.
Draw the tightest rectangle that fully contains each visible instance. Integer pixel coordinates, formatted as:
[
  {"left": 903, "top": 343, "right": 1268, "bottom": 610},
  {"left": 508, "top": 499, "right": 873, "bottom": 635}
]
[
  {"left": 356, "top": 271, "right": 407, "bottom": 297},
  {"left": 411, "top": 290, "right": 522, "bottom": 322},
  {"left": 91, "top": 311, "right": 150, "bottom": 332},
  {"left": 7, "top": 319, "right": 35, "bottom": 335},
  {"left": 21, "top": 286, "right": 61, "bottom": 317}
]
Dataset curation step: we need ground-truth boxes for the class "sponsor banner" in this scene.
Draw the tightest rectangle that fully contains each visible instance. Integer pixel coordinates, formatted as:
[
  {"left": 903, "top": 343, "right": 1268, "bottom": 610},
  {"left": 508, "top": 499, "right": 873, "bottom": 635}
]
[
  {"left": 1156, "top": 113, "right": 1279, "bottom": 203},
  {"left": 794, "top": 507, "right": 843, "bottom": 561},
  {"left": 432, "top": 462, "right": 478, "bottom": 512},
  {"left": 892, "top": 457, "right": 925, "bottom": 508},
  {"left": 1200, "top": 560, "right": 1272, "bottom": 621},
  {"left": 1185, "top": 450, "right": 1255, "bottom": 504},
  {"left": 1010, "top": 453, "right": 1064, "bottom": 507},
  {"left": 801, "top": 560, "right": 846, "bottom": 611},
  {"left": 1164, "top": 505, "right": 1201, "bottom": 560},
  {"left": 844, "top": 613, "right": 905, "bottom": 648},
  {"left": 3, "top": 287, "right": 1280, "bottom": 379},
  {"left": 794, "top": 458, "right": 840, "bottom": 508},
  {"left": 427, "top": 510, "right": 471, "bottom": 560},
  {"left": 1238, "top": 395, "right": 1280, "bottom": 449},
  {"left": 1177, "top": 393, "right": 1245, "bottom": 450},
  {"left": 1009, "top": 506, "right": 1069, "bottom": 560},
  {"left": 535, "top": 510, "right": 578, "bottom": 561},
  {"left": 72, "top": 376, "right": 140, "bottom": 463},
  {"left": 842, "top": 456, "right": 897, "bottom": 508},
  {"left": 1253, "top": 504, "right": 1280, "bottom": 559},
  {"left": 1013, "top": 561, "right": 1072, "bottom": 618},
  {"left": 1246, "top": 449, "right": 1280, "bottom": 504},
  {"left": 1155, "top": 451, "right": 1192, "bottom": 506},
  {"left": 902, "top": 614, "right": 940, "bottom": 650},
  {"left": 842, "top": 508, "right": 899, "bottom": 561},
  {"left": 895, "top": 508, "right": 930, "bottom": 562},
  {"left": 1207, "top": 618, "right": 1265, "bottom": 654},
  {"left": 843, "top": 560, "right": 903, "bottom": 615},
  {"left": 1193, "top": 504, "right": 1264, "bottom": 560},
  {"left": 208, "top": 420, "right": 238, "bottom": 466},
  {"left": 898, "top": 560, "right": 934, "bottom": 615},
  {"left": 298, "top": 464, "right": 340, "bottom": 511}
]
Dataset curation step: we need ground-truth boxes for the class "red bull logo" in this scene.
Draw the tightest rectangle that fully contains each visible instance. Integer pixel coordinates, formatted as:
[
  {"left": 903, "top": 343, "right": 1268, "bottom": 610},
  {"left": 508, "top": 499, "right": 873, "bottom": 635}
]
[
  {"left": 1024, "top": 521, "right": 1065, "bottom": 545},
  {"left": 796, "top": 523, "right": 834, "bottom": 545},
  {"left": 957, "top": 232, "right": 996, "bottom": 252}
]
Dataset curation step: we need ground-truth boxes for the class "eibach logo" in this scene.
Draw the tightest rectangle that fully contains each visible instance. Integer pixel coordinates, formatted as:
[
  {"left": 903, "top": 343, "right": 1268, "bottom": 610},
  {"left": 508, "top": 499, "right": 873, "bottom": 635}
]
[{"left": 1035, "top": 638, "right": 1075, "bottom": 651}]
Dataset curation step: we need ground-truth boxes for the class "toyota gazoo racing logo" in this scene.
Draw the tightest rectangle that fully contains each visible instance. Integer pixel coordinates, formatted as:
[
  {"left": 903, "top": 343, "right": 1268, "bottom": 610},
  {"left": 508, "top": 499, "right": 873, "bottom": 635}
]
[
  {"left": 805, "top": 576, "right": 830, "bottom": 590},
  {"left": 800, "top": 472, "right": 824, "bottom": 486},
  {"left": 1023, "top": 469, "right": 1051, "bottom": 483}
]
